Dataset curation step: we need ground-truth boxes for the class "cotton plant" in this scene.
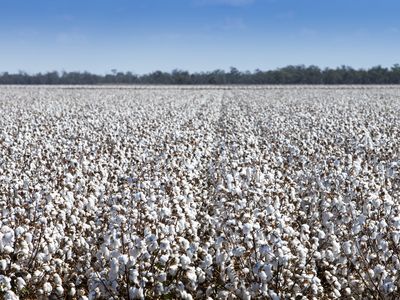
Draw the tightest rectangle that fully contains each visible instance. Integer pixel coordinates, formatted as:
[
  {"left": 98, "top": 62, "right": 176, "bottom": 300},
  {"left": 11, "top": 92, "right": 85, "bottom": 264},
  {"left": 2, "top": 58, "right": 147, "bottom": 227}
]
[{"left": 0, "top": 86, "right": 399, "bottom": 299}]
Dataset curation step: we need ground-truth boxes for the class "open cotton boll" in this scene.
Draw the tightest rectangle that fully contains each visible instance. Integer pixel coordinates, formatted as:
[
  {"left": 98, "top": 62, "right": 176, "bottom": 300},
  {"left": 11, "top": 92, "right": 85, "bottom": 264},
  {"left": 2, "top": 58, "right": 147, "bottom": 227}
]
[
  {"left": 180, "top": 255, "right": 192, "bottom": 268},
  {"left": 55, "top": 285, "right": 64, "bottom": 296},
  {"left": 0, "top": 259, "right": 7, "bottom": 271},
  {"left": 0, "top": 275, "right": 12, "bottom": 291},
  {"left": 129, "top": 287, "right": 144, "bottom": 299},
  {"left": 43, "top": 282, "right": 53, "bottom": 294},
  {"left": 242, "top": 223, "right": 253, "bottom": 235},
  {"left": 16, "top": 277, "right": 26, "bottom": 290},
  {"left": 342, "top": 241, "right": 352, "bottom": 255},
  {"left": 331, "top": 240, "right": 341, "bottom": 255},
  {"left": 109, "top": 257, "right": 119, "bottom": 282},
  {"left": 186, "top": 267, "right": 197, "bottom": 282},
  {"left": 3, "top": 291, "right": 19, "bottom": 300}
]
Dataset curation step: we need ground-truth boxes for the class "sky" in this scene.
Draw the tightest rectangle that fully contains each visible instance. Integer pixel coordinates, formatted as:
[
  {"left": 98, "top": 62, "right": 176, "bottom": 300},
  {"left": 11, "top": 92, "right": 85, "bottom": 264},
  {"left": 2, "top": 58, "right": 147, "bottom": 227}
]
[{"left": 0, "top": 0, "right": 399, "bottom": 74}]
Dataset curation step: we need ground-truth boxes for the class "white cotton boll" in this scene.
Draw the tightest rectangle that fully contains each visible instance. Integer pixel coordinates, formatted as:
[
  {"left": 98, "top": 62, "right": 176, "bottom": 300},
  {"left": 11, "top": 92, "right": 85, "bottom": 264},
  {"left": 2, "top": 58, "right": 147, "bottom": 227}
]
[
  {"left": 216, "top": 250, "right": 227, "bottom": 266},
  {"left": 180, "top": 255, "right": 191, "bottom": 268},
  {"left": 232, "top": 246, "right": 246, "bottom": 257},
  {"left": 269, "top": 289, "right": 279, "bottom": 300},
  {"left": 186, "top": 268, "right": 197, "bottom": 282},
  {"left": 392, "top": 231, "right": 400, "bottom": 244},
  {"left": 259, "top": 271, "right": 268, "bottom": 282},
  {"left": 179, "top": 237, "right": 190, "bottom": 250},
  {"left": 318, "top": 230, "right": 326, "bottom": 239},
  {"left": 129, "top": 287, "right": 144, "bottom": 299},
  {"left": 16, "top": 277, "right": 26, "bottom": 290},
  {"left": 352, "top": 224, "right": 361, "bottom": 235},
  {"left": 169, "top": 265, "right": 179, "bottom": 277},
  {"left": 109, "top": 257, "right": 119, "bottom": 282},
  {"left": 242, "top": 290, "right": 251, "bottom": 300},
  {"left": 266, "top": 205, "right": 275, "bottom": 215},
  {"left": 55, "top": 285, "right": 64, "bottom": 296},
  {"left": 159, "top": 254, "right": 169, "bottom": 265},
  {"left": 260, "top": 245, "right": 272, "bottom": 257},
  {"left": 217, "top": 290, "right": 229, "bottom": 299},
  {"left": 181, "top": 290, "right": 193, "bottom": 300},
  {"left": 0, "top": 259, "right": 7, "bottom": 271},
  {"left": 325, "top": 250, "right": 334, "bottom": 262},
  {"left": 368, "top": 269, "right": 375, "bottom": 278},
  {"left": 158, "top": 272, "right": 167, "bottom": 282},
  {"left": 0, "top": 275, "right": 12, "bottom": 291},
  {"left": 379, "top": 239, "right": 388, "bottom": 251},
  {"left": 374, "top": 264, "right": 385, "bottom": 275},
  {"left": 202, "top": 254, "right": 213, "bottom": 268},
  {"left": 129, "top": 269, "right": 139, "bottom": 284},
  {"left": 264, "top": 264, "right": 273, "bottom": 278},
  {"left": 383, "top": 280, "right": 396, "bottom": 293},
  {"left": 43, "top": 282, "right": 53, "bottom": 294},
  {"left": 331, "top": 240, "right": 341, "bottom": 255},
  {"left": 3, "top": 246, "right": 13, "bottom": 254},
  {"left": 333, "top": 288, "right": 341, "bottom": 298},
  {"left": 371, "top": 198, "right": 382, "bottom": 209},
  {"left": 160, "top": 239, "right": 170, "bottom": 251},
  {"left": 301, "top": 224, "right": 310, "bottom": 234},
  {"left": 69, "top": 285, "right": 76, "bottom": 296},
  {"left": 53, "top": 273, "right": 62, "bottom": 286},
  {"left": 14, "top": 226, "right": 25, "bottom": 237},
  {"left": 242, "top": 223, "right": 253, "bottom": 235},
  {"left": 342, "top": 241, "right": 352, "bottom": 255},
  {"left": 3, "top": 291, "right": 19, "bottom": 300},
  {"left": 24, "top": 232, "right": 33, "bottom": 244}
]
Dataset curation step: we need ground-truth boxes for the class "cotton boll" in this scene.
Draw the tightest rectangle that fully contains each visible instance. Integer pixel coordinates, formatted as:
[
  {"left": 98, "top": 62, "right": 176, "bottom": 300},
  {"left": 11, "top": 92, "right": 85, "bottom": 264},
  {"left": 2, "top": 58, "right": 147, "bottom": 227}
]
[
  {"left": 342, "top": 241, "right": 352, "bottom": 255},
  {"left": 0, "top": 259, "right": 7, "bottom": 271},
  {"left": 232, "top": 246, "right": 246, "bottom": 257},
  {"left": 109, "top": 257, "right": 120, "bottom": 282},
  {"left": 16, "top": 277, "right": 26, "bottom": 290},
  {"left": 53, "top": 273, "right": 62, "bottom": 286},
  {"left": 269, "top": 289, "right": 280, "bottom": 300},
  {"left": 159, "top": 254, "right": 169, "bottom": 265},
  {"left": 242, "top": 223, "right": 253, "bottom": 236},
  {"left": 160, "top": 239, "right": 170, "bottom": 251},
  {"left": 266, "top": 205, "right": 275, "bottom": 215},
  {"left": 186, "top": 267, "right": 197, "bottom": 282},
  {"left": 169, "top": 265, "right": 179, "bottom": 277},
  {"left": 0, "top": 275, "right": 12, "bottom": 291},
  {"left": 259, "top": 271, "right": 268, "bottom": 282},
  {"left": 55, "top": 285, "right": 64, "bottom": 296},
  {"left": 69, "top": 284, "right": 76, "bottom": 296},
  {"left": 43, "top": 282, "right": 53, "bottom": 294},
  {"left": 202, "top": 254, "right": 213, "bottom": 269},
  {"left": 3, "top": 291, "right": 19, "bottom": 300},
  {"left": 180, "top": 255, "right": 191, "bottom": 268},
  {"left": 331, "top": 240, "right": 341, "bottom": 255},
  {"left": 392, "top": 231, "right": 400, "bottom": 244}
]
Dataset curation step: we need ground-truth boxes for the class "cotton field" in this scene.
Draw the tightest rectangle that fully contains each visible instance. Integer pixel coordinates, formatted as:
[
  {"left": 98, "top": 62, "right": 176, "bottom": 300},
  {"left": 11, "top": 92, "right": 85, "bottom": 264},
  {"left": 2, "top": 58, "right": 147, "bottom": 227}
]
[{"left": 1, "top": 85, "right": 400, "bottom": 300}]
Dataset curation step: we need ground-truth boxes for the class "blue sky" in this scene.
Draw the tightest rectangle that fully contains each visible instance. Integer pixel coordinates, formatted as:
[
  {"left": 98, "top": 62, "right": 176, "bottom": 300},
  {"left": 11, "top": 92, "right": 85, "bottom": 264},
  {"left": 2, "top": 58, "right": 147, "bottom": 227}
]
[{"left": 1, "top": 0, "right": 399, "bottom": 74}]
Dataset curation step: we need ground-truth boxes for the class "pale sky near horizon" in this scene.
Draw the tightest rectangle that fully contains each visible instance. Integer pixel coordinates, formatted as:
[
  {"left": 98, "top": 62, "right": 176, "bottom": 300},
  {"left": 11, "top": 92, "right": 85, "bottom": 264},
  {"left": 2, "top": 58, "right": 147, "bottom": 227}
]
[{"left": 1, "top": 0, "right": 399, "bottom": 74}]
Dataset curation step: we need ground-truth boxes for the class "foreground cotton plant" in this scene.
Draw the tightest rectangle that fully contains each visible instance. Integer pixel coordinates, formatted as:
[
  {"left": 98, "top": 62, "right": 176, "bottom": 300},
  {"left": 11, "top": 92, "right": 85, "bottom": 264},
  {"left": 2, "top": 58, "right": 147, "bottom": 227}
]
[{"left": 0, "top": 85, "right": 400, "bottom": 299}]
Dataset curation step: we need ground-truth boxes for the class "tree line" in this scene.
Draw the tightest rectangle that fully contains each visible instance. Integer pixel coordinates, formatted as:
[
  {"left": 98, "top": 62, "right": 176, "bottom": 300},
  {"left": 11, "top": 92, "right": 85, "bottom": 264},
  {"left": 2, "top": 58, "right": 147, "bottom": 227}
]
[{"left": 1, "top": 65, "right": 400, "bottom": 85}]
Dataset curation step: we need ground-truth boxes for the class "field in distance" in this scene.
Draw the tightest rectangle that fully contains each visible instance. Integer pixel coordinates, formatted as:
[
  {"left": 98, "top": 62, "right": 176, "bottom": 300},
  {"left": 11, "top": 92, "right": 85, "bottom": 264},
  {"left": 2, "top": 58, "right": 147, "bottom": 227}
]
[{"left": 0, "top": 86, "right": 399, "bottom": 299}]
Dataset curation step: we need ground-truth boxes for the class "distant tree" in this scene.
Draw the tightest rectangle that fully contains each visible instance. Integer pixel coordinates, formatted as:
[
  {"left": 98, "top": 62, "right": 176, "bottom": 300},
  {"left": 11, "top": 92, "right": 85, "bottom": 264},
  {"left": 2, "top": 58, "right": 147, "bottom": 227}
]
[{"left": 1, "top": 65, "right": 400, "bottom": 85}]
